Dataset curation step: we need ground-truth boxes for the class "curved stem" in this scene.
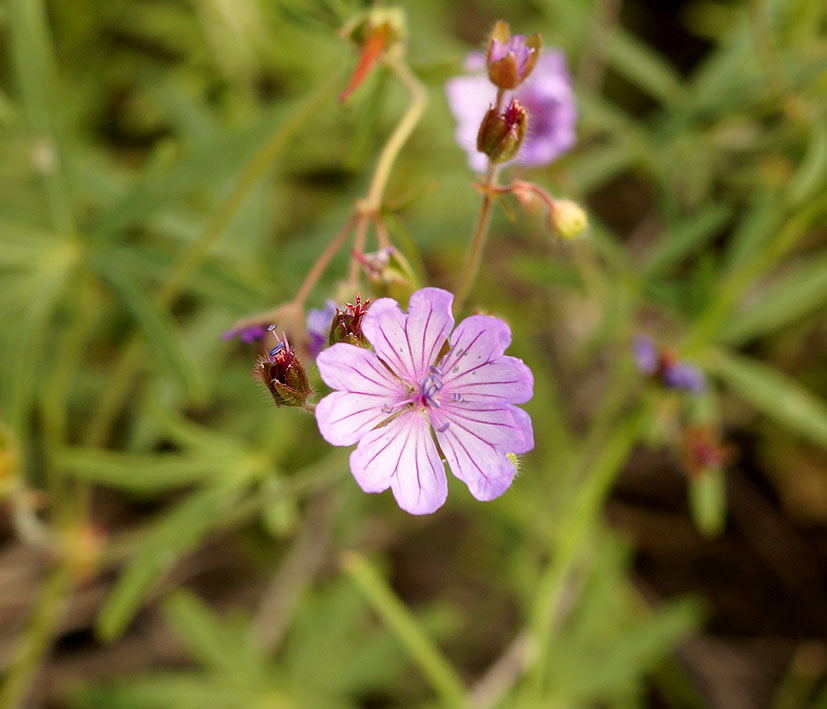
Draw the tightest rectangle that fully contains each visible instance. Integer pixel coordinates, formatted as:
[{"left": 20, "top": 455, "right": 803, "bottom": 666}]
[
  {"left": 292, "top": 215, "right": 357, "bottom": 307},
  {"left": 454, "top": 162, "right": 501, "bottom": 312},
  {"left": 347, "top": 215, "right": 371, "bottom": 288},
  {"left": 362, "top": 55, "right": 427, "bottom": 212},
  {"left": 374, "top": 214, "right": 391, "bottom": 249},
  {"left": 293, "top": 54, "right": 425, "bottom": 304}
]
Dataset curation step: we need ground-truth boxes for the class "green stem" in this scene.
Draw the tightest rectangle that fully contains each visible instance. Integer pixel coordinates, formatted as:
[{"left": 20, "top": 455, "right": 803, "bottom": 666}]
[
  {"left": 528, "top": 399, "right": 650, "bottom": 694},
  {"left": 84, "top": 76, "right": 339, "bottom": 447},
  {"left": 362, "top": 55, "right": 427, "bottom": 212},
  {"left": 42, "top": 273, "right": 100, "bottom": 448},
  {"left": 0, "top": 563, "right": 71, "bottom": 709},
  {"left": 342, "top": 551, "right": 468, "bottom": 708},
  {"left": 454, "top": 162, "right": 500, "bottom": 312},
  {"left": 294, "top": 55, "right": 425, "bottom": 304}
]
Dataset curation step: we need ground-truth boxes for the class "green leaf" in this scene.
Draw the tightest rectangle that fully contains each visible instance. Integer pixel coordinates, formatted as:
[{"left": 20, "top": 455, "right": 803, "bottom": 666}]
[
  {"left": 564, "top": 599, "right": 701, "bottom": 704},
  {"left": 97, "top": 483, "right": 243, "bottom": 641},
  {"left": 2, "top": 261, "right": 71, "bottom": 439},
  {"left": 606, "top": 30, "right": 685, "bottom": 105},
  {"left": 56, "top": 448, "right": 222, "bottom": 493},
  {"left": 0, "top": 218, "right": 59, "bottom": 268},
  {"left": 723, "top": 193, "right": 778, "bottom": 268},
  {"left": 708, "top": 348, "right": 827, "bottom": 449},
  {"left": 161, "top": 591, "right": 258, "bottom": 674},
  {"left": 92, "top": 249, "right": 204, "bottom": 402},
  {"left": 722, "top": 252, "right": 827, "bottom": 344},
  {"left": 70, "top": 673, "right": 244, "bottom": 709},
  {"left": 342, "top": 552, "right": 467, "bottom": 707},
  {"left": 568, "top": 141, "right": 637, "bottom": 193},
  {"left": 86, "top": 109, "right": 283, "bottom": 243},
  {"left": 787, "top": 125, "right": 827, "bottom": 206},
  {"left": 689, "top": 469, "right": 727, "bottom": 538},
  {"left": 8, "top": 0, "right": 75, "bottom": 235},
  {"left": 645, "top": 204, "right": 731, "bottom": 275}
]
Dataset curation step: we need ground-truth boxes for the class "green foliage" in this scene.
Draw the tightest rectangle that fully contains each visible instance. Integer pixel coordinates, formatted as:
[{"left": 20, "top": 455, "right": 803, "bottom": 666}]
[
  {"left": 1, "top": 0, "right": 825, "bottom": 706},
  {"left": 73, "top": 581, "right": 408, "bottom": 708}
]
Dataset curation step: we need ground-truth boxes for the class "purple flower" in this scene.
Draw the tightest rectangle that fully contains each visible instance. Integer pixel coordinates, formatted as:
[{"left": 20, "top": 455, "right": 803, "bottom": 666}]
[
  {"left": 633, "top": 335, "right": 707, "bottom": 393},
  {"left": 633, "top": 335, "right": 659, "bottom": 375},
  {"left": 306, "top": 300, "right": 338, "bottom": 358},
  {"left": 315, "top": 288, "right": 534, "bottom": 515},
  {"left": 489, "top": 35, "right": 534, "bottom": 78},
  {"left": 445, "top": 50, "right": 577, "bottom": 173},
  {"left": 663, "top": 363, "right": 706, "bottom": 393},
  {"left": 222, "top": 323, "right": 270, "bottom": 344}
]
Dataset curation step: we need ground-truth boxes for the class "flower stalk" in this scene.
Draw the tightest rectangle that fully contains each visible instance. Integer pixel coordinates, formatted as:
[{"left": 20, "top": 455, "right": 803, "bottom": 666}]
[
  {"left": 454, "top": 160, "right": 501, "bottom": 312},
  {"left": 293, "top": 52, "right": 426, "bottom": 308}
]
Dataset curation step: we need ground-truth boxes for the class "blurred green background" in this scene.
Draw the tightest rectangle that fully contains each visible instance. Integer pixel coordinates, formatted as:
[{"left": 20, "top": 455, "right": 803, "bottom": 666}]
[{"left": 1, "top": 0, "right": 826, "bottom": 707}]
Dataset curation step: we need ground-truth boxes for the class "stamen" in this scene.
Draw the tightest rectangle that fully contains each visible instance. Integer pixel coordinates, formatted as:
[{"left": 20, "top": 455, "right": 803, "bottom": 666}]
[
  {"left": 419, "top": 368, "right": 444, "bottom": 408},
  {"left": 267, "top": 324, "right": 278, "bottom": 332},
  {"left": 381, "top": 403, "right": 393, "bottom": 414},
  {"left": 436, "top": 422, "right": 450, "bottom": 433},
  {"left": 452, "top": 393, "right": 463, "bottom": 403},
  {"left": 270, "top": 344, "right": 284, "bottom": 357}
]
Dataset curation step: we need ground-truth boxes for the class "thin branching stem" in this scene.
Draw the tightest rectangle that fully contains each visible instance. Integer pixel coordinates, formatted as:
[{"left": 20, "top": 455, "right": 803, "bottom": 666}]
[{"left": 293, "top": 216, "right": 358, "bottom": 307}]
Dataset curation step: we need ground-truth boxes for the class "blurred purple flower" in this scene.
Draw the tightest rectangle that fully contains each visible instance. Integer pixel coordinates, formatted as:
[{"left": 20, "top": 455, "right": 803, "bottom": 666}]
[
  {"left": 315, "top": 288, "right": 534, "bottom": 515},
  {"left": 633, "top": 335, "right": 706, "bottom": 393},
  {"left": 663, "top": 363, "right": 706, "bottom": 393},
  {"left": 222, "top": 323, "right": 270, "bottom": 344},
  {"left": 633, "top": 335, "right": 659, "bottom": 375},
  {"left": 306, "top": 300, "right": 338, "bottom": 358},
  {"left": 445, "top": 50, "right": 577, "bottom": 172}
]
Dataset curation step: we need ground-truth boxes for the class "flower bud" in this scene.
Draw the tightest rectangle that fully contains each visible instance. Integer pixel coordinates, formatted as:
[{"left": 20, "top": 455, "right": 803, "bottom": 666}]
[
  {"left": 486, "top": 21, "right": 542, "bottom": 90},
  {"left": 682, "top": 426, "right": 732, "bottom": 480},
  {"left": 549, "top": 198, "right": 588, "bottom": 239},
  {"left": 340, "top": 7, "right": 406, "bottom": 47},
  {"left": 477, "top": 99, "right": 528, "bottom": 164},
  {"left": 329, "top": 293, "right": 372, "bottom": 349},
  {"left": 357, "top": 247, "right": 418, "bottom": 302},
  {"left": 254, "top": 327, "right": 313, "bottom": 408},
  {"left": 339, "top": 7, "right": 407, "bottom": 102}
]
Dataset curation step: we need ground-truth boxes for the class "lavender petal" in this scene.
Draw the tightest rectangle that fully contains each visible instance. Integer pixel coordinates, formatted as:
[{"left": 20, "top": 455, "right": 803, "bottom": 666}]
[
  {"left": 431, "top": 403, "right": 532, "bottom": 501},
  {"left": 350, "top": 410, "right": 448, "bottom": 515}
]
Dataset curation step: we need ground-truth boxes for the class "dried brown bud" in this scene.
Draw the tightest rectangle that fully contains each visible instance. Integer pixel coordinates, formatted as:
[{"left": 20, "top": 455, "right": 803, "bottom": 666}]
[
  {"left": 254, "top": 327, "right": 313, "bottom": 408},
  {"left": 329, "top": 293, "right": 372, "bottom": 349}
]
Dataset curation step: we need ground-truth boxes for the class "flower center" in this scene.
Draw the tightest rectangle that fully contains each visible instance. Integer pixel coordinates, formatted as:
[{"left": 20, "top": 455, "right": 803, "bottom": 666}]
[{"left": 418, "top": 366, "right": 443, "bottom": 408}]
